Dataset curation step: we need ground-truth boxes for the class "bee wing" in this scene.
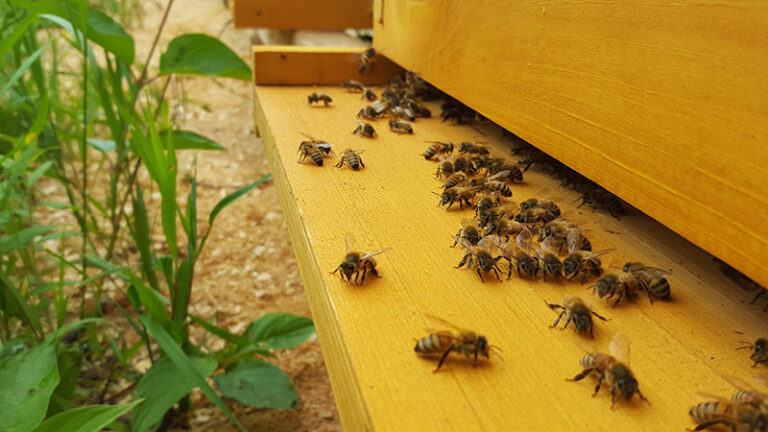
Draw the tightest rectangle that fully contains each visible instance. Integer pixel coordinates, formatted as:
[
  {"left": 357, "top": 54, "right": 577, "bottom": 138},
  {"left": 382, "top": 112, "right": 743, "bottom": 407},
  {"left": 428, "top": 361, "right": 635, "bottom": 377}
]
[
  {"left": 424, "top": 313, "right": 469, "bottom": 334},
  {"left": 531, "top": 244, "right": 546, "bottom": 259},
  {"left": 487, "top": 170, "right": 511, "bottom": 181},
  {"left": 460, "top": 219, "right": 478, "bottom": 229},
  {"left": 588, "top": 248, "right": 617, "bottom": 260},
  {"left": 754, "top": 372, "right": 768, "bottom": 390},
  {"left": 361, "top": 247, "right": 392, "bottom": 260},
  {"left": 723, "top": 373, "right": 759, "bottom": 393},
  {"left": 609, "top": 333, "right": 631, "bottom": 365},
  {"left": 300, "top": 132, "right": 319, "bottom": 142},
  {"left": 479, "top": 234, "right": 504, "bottom": 250},
  {"left": 541, "top": 237, "right": 561, "bottom": 255},
  {"left": 694, "top": 392, "right": 731, "bottom": 403},
  {"left": 345, "top": 234, "right": 354, "bottom": 254},
  {"left": 516, "top": 225, "right": 533, "bottom": 250}
]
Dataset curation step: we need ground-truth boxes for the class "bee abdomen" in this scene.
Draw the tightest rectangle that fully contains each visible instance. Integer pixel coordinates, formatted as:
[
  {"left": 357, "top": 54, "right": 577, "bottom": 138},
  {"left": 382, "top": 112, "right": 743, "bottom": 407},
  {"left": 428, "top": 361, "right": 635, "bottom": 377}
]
[
  {"left": 689, "top": 401, "right": 725, "bottom": 422},
  {"left": 310, "top": 150, "right": 323, "bottom": 166},
  {"left": 649, "top": 278, "right": 671, "bottom": 299},
  {"left": 350, "top": 155, "right": 361, "bottom": 170},
  {"left": 580, "top": 353, "right": 598, "bottom": 369},
  {"left": 415, "top": 334, "right": 450, "bottom": 354}
]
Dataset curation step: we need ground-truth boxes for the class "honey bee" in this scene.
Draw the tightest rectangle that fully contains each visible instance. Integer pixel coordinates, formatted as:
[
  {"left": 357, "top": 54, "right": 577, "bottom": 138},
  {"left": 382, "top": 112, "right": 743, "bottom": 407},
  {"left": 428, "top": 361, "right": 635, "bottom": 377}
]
[
  {"left": 435, "top": 158, "right": 455, "bottom": 179},
  {"left": 414, "top": 314, "right": 501, "bottom": 372},
  {"left": 546, "top": 296, "right": 608, "bottom": 338},
  {"left": 456, "top": 238, "right": 504, "bottom": 282},
  {"left": 307, "top": 92, "right": 332, "bottom": 106},
  {"left": 341, "top": 80, "right": 365, "bottom": 92},
  {"left": 483, "top": 219, "right": 525, "bottom": 240},
  {"left": 475, "top": 192, "right": 501, "bottom": 216},
  {"left": 579, "top": 187, "right": 625, "bottom": 218},
  {"left": 335, "top": 149, "right": 365, "bottom": 170},
  {"left": 513, "top": 206, "right": 558, "bottom": 225},
  {"left": 451, "top": 155, "right": 477, "bottom": 176},
  {"left": 539, "top": 225, "right": 591, "bottom": 256},
  {"left": 423, "top": 141, "right": 454, "bottom": 160},
  {"left": 458, "top": 142, "right": 490, "bottom": 155},
  {"left": 562, "top": 246, "right": 614, "bottom": 284},
  {"left": 593, "top": 272, "right": 644, "bottom": 307},
  {"left": 436, "top": 186, "right": 475, "bottom": 210},
  {"left": 352, "top": 121, "right": 376, "bottom": 138},
  {"left": 724, "top": 374, "right": 768, "bottom": 413},
  {"left": 362, "top": 88, "right": 377, "bottom": 101},
  {"left": 443, "top": 172, "right": 468, "bottom": 190},
  {"left": 476, "top": 180, "right": 512, "bottom": 197},
  {"left": 567, "top": 334, "right": 649, "bottom": 408},
  {"left": 358, "top": 47, "right": 376, "bottom": 74},
  {"left": 486, "top": 161, "right": 524, "bottom": 183},
  {"left": 737, "top": 339, "right": 768, "bottom": 368},
  {"left": 389, "top": 106, "right": 416, "bottom": 122},
  {"left": 408, "top": 101, "right": 431, "bottom": 118},
  {"left": 623, "top": 262, "right": 671, "bottom": 302},
  {"left": 689, "top": 395, "right": 768, "bottom": 431},
  {"left": 357, "top": 105, "right": 381, "bottom": 119},
  {"left": 389, "top": 119, "right": 413, "bottom": 134},
  {"left": 297, "top": 136, "right": 333, "bottom": 166},
  {"left": 519, "top": 196, "right": 561, "bottom": 220},
  {"left": 331, "top": 237, "right": 390, "bottom": 284},
  {"left": 483, "top": 230, "right": 539, "bottom": 279},
  {"left": 536, "top": 242, "right": 564, "bottom": 281},
  {"left": 476, "top": 207, "right": 505, "bottom": 228},
  {"left": 453, "top": 219, "right": 482, "bottom": 247}
]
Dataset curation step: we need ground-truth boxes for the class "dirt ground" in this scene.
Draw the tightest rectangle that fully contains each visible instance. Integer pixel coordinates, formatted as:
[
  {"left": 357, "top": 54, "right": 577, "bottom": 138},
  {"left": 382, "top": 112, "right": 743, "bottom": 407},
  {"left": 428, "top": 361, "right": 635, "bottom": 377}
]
[{"left": 129, "top": 1, "right": 343, "bottom": 430}]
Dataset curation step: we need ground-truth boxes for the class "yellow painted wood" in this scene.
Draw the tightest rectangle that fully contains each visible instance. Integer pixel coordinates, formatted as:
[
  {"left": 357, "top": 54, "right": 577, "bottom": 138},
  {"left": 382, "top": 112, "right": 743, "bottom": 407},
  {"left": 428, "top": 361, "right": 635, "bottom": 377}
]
[
  {"left": 253, "top": 83, "right": 768, "bottom": 431},
  {"left": 372, "top": 0, "right": 768, "bottom": 290},
  {"left": 233, "top": 0, "right": 372, "bottom": 30},
  {"left": 253, "top": 46, "right": 403, "bottom": 86}
]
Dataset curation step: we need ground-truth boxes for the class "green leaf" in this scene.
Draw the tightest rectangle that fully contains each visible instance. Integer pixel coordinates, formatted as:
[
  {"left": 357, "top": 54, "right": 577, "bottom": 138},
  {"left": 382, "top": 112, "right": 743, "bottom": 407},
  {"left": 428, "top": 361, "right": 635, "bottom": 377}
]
[
  {"left": 214, "top": 360, "right": 298, "bottom": 409},
  {"left": 0, "top": 344, "right": 59, "bottom": 432},
  {"left": 0, "top": 273, "right": 42, "bottom": 336},
  {"left": 238, "top": 313, "right": 314, "bottom": 351},
  {"left": 86, "top": 139, "right": 115, "bottom": 153},
  {"left": 129, "top": 185, "right": 160, "bottom": 291},
  {"left": 129, "top": 275, "right": 173, "bottom": 333},
  {"left": 159, "top": 34, "right": 251, "bottom": 81},
  {"left": 158, "top": 130, "right": 225, "bottom": 151},
  {"left": 24, "top": 1, "right": 135, "bottom": 64},
  {"left": 131, "top": 355, "right": 216, "bottom": 432},
  {"left": 138, "top": 314, "right": 245, "bottom": 431},
  {"left": 34, "top": 400, "right": 142, "bottom": 432},
  {"left": 0, "top": 225, "right": 55, "bottom": 254},
  {"left": 46, "top": 347, "right": 82, "bottom": 417},
  {"left": 190, "top": 315, "right": 237, "bottom": 344},
  {"left": 0, "top": 41, "right": 50, "bottom": 101}
]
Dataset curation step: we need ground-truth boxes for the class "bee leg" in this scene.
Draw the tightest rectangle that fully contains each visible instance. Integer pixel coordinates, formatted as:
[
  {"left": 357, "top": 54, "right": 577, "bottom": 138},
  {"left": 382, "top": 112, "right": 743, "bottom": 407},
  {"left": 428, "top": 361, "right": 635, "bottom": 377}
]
[
  {"left": 359, "top": 157, "right": 365, "bottom": 168},
  {"left": 566, "top": 367, "right": 594, "bottom": 382},
  {"left": 476, "top": 267, "right": 486, "bottom": 283},
  {"left": 688, "top": 421, "right": 730, "bottom": 432},
  {"left": 591, "top": 311, "right": 609, "bottom": 322},
  {"left": 592, "top": 373, "right": 605, "bottom": 396},
  {"left": 610, "top": 386, "right": 618, "bottom": 408},
  {"left": 360, "top": 266, "right": 368, "bottom": 284},
  {"left": 335, "top": 158, "right": 344, "bottom": 168},
  {"left": 452, "top": 230, "right": 462, "bottom": 247},
  {"left": 549, "top": 310, "right": 566, "bottom": 329},
  {"left": 456, "top": 253, "right": 471, "bottom": 269},
  {"left": 434, "top": 346, "right": 455, "bottom": 373},
  {"left": 491, "top": 266, "right": 502, "bottom": 281},
  {"left": 636, "top": 388, "right": 650, "bottom": 405}
]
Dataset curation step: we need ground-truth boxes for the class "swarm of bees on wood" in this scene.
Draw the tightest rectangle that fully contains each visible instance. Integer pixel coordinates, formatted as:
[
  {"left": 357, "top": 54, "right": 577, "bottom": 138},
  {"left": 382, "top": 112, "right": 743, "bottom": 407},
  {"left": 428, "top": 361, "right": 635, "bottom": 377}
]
[{"left": 295, "top": 57, "right": 763, "bottom": 425}]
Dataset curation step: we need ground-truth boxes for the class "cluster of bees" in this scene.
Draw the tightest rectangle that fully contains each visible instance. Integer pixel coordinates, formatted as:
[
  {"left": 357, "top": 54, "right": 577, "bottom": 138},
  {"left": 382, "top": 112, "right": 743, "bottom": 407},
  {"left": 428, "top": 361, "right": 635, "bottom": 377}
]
[{"left": 303, "top": 58, "right": 765, "bottom": 424}]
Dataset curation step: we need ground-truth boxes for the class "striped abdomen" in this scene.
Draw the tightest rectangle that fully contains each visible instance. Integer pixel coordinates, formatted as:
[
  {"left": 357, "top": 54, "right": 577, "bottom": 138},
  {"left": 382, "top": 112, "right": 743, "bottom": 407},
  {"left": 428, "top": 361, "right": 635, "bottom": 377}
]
[
  {"left": 415, "top": 332, "right": 454, "bottom": 355},
  {"left": 689, "top": 401, "right": 730, "bottom": 423},
  {"left": 646, "top": 276, "right": 671, "bottom": 300},
  {"left": 580, "top": 352, "right": 611, "bottom": 370},
  {"left": 309, "top": 148, "right": 323, "bottom": 166},
  {"left": 348, "top": 153, "right": 362, "bottom": 170}
]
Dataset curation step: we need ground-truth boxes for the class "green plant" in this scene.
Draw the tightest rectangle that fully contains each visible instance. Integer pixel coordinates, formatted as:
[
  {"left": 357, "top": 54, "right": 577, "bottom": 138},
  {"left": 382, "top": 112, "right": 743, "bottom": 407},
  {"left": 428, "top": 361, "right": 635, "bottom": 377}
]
[{"left": 0, "top": 0, "right": 315, "bottom": 430}]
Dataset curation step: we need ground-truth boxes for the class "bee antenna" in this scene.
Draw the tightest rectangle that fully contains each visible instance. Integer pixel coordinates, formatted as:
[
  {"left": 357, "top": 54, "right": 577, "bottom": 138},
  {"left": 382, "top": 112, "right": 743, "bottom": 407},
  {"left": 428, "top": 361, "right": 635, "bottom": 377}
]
[
  {"left": 431, "top": 192, "right": 442, "bottom": 197},
  {"left": 489, "top": 345, "right": 504, "bottom": 361}
]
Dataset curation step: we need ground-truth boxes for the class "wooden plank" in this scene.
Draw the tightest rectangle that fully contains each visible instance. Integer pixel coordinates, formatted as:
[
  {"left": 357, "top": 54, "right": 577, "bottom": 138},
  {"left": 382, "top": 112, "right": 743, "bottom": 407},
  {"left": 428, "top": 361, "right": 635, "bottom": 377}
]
[
  {"left": 253, "top": 46, "right": 403, "bottom": 86},
  {"left": 372, "top": 0, "right": 768, "bottom": 290},
  {"left": 233, "top": 0, "right": 372, "bottom": 30},
  {"left": 253, "top": 82, "right": 768, "bottom": 431}
]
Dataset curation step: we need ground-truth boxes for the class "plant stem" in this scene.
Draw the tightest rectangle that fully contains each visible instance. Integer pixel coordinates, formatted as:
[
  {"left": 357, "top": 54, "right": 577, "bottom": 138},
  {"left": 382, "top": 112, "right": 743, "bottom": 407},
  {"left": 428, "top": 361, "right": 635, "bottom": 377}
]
[{"left": 137, "top": 0, "right": 175, "bottom": 87}]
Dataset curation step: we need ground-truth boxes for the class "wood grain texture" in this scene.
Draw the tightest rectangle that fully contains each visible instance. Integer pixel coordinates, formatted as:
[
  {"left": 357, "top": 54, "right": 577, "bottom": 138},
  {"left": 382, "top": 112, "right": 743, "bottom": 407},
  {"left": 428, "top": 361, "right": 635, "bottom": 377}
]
[
  {"left": 373, "top": 0, "right": 768, "bottom": 289},
  {"left": 233, "top": 0, "right": 372, "bottom": 29},
  {"left": 253, "top": 46, "right": 403, "bottom": 86},
  {"left": 253, "top": 84, "right": 768, "bottom": 431}
]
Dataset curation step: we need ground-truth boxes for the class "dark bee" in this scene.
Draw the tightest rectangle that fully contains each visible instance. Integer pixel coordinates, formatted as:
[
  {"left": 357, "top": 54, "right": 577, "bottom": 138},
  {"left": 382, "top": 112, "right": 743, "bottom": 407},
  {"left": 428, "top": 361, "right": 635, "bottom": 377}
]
[
  {"left": 389, "top": 119, "right": 413, "bottom": 134},
  {"left": 689, "top": 396, "right": 768, "bottom": 432},
  {"left": 451, "top": 155, "right": 477, "bottom": 176},
  {"left": 567, "top": 334, "right": 649, "bottom": 408},
  {"left": 436, "top": 187, "right": 475, "bottom": 210},
  {"left": 519, "top": 197, "right": 561, "bottom": 219},
  {"left": 483, "top": 219, "right": 524, "bottom": 240},
  {"left": 341, "top": 80, "right": 365, "bottom": 92},
  {"left": 389, "top": 106, "right": 416, "bottom": 121},
  {"left": 546, "top": 296, "right": 608, "bottom": 338},
  {"left": 357, "top": 105, "right": 380, "bottom": 119},
  {"left": 435, "top": 158, "right": 454, "bottom": 179},
  {"left": 562, "top": 247, "right": 614, "bottom": 284},
  {"left": 476, "top": 207, "right": 505, "bottom": 229},
  {"left": 423, "top": 142, "right": 453, "bottom": 160},
  {"left": 513, "top": 207, "right": 557, "bottom": 225},
  {"left": 443, "top": 172, "right": 468, "bottom": 190},
  {"left": 536, "top": 243, "right": 564, "bottom": 281},
  {"left": 408, "top": 101, "right": 431, "bottom": 118},
  {"left": 483, "top": 230, "right": 539, "bottom": 279},
  {"left": 335, "top": 148, "right": 365, "bottom": 170},
  {"left": 307, "top": 92, "right": 332, "bottom": 106},
  {"left": 456, "top": 238, "right": 504, "bottom": 282},
  {"left": 359, "top": 47, "right": 376, "bottom": 74},
  {"left": 352, "top": 121, "right": 376, "bottom": 138},
  {"left": 476, "top": 180, "right": 512, "bottom": 197},
  {"left": 474, "top": 192, "right": 501, "bottom": 216},
  {"left": 331, "top": 237, "right": 389, "bottom": 284},
  {"left": 737, "top": 339, "right": 768, "bottom": 368},
  {"left": 453, "top": 219, "right": 482, "bottom": 248},
  {"left": 623, "top": 262, "right": 671, "bottom": 302},
  {"left": 579, "top": 187, "right": 625, "bottom": 218},
  {"left": 362, "top": 88, "right": 377, "bottom": 101},
  {"left": 458, "top": 142, "right": 490, "bottom": 155},
  {"left": 297, "top": 137, "right": 332, "bottom": 166},
  {"left": 593, "top": 272, "right": 644, "bottom": 307}
]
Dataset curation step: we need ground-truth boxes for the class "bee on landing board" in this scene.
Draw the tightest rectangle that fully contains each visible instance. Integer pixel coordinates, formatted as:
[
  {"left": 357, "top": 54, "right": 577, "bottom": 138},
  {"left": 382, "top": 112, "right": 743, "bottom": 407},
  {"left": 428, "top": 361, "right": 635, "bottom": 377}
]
[
  {"left": 435, "top": 186, "right": 475, "bottom": 211},
  {"left": 567, "top": 333, "right": 649, "bottom": 408},
  {"left": 423, "top": 141, "right": 454, "bottom": 160},
  {"left": 362, "top": 88, "right": 377, "bottom": 101},
  {"left": 545, "top": 295, "right": 608, "bottom": 338},
  {"left": 536, "top": 240, "right": 564, "bottom": 281},
  {"left": 456, "top": 237, "right": 504, "bottom": 282},
  {"left": 453, "top": 219, "right": 482, "bottom": 248},
  {"left": 297, "top": 135, "right": 333, "bottom": 166},
  {"left": 623, "top": 262, "right": 671, "bottom": 302},
  {"left": 341, "top": 80, "right": 365, "bottom": 93},
  {"left": 689, "top": 394, "right": 768, "bottom": 431},
  {"left": 389, "top": 119, "right": 413, "bottom": 134},
  {"left": 482, "top": 230, "right": 539, "bottom": 279},
  {"left": 737, "top": 339, "right": 768, "bottom": 368},
  {"left": 359, "top": 47, "right": 376, "bottom": 74},
  {"left": 335, "top": 149, "right": 365, "bottom": 170},
  {"left": 414, "top": 314, "right": 501, "bottom": 372},
  {"left": 592, "top": 271, "right": 644, "bottom": 307},
  {"left": 723, "top": 373, "right": 768, "bottom": 414},
  {"left": 352, "top": 121, "right": 376, "bottom": 138},
  {"left": 562, "top": 245, "right": 615, "bottom": 284},
  {"left": 331, "top": 236, "right": 390, "bottom": 285},
  {"left": 307, "top": 92, "right": 332, "bottom": 106}
]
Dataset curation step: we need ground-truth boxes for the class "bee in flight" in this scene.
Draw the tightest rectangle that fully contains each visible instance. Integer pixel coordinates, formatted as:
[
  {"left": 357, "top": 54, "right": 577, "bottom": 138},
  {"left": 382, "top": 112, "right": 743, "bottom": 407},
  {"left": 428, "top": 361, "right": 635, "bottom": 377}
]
[
  {"left": 414, "top": 314, "right": 502, "bottom": 372},
  {"left": 307, "top": 92, "right": 332, "bottom": 106},
  {"left": 359, "top": 47, "right": 376, "bottom": 74},
  {"left": 545, "top": 295, "right": 609, "bottom": 338},
  {"left": 331, "top": 236, "right": 390, "bottom": 285},
  {"left": 336, "top": 149, "right": 365, "bottom": 170},
  {"left": 567, "top": 333, "right": 649, "bottom": 408},
  {"left": 737, "top": 338, "right": 768, "bottom": 368}
]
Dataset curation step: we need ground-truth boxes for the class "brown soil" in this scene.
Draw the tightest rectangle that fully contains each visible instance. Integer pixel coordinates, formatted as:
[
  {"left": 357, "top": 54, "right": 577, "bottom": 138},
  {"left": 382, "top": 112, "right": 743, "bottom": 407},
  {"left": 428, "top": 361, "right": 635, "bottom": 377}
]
[{"left": 128, "top": 1, "right": 341, "bottom": 430}]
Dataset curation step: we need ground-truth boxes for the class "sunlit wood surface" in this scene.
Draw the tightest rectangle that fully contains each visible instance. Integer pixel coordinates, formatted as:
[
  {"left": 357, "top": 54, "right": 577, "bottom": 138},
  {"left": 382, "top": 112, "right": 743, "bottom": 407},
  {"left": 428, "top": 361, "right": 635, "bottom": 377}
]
[
  {"left": 373, "top": 0, "right": 768, "bottom": 290},
  {"left": 252, "top": 81, "right": 768, "bottom": 431},
  {"left": 233, "top": 0, "right": 372, "bottom": 30}
]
